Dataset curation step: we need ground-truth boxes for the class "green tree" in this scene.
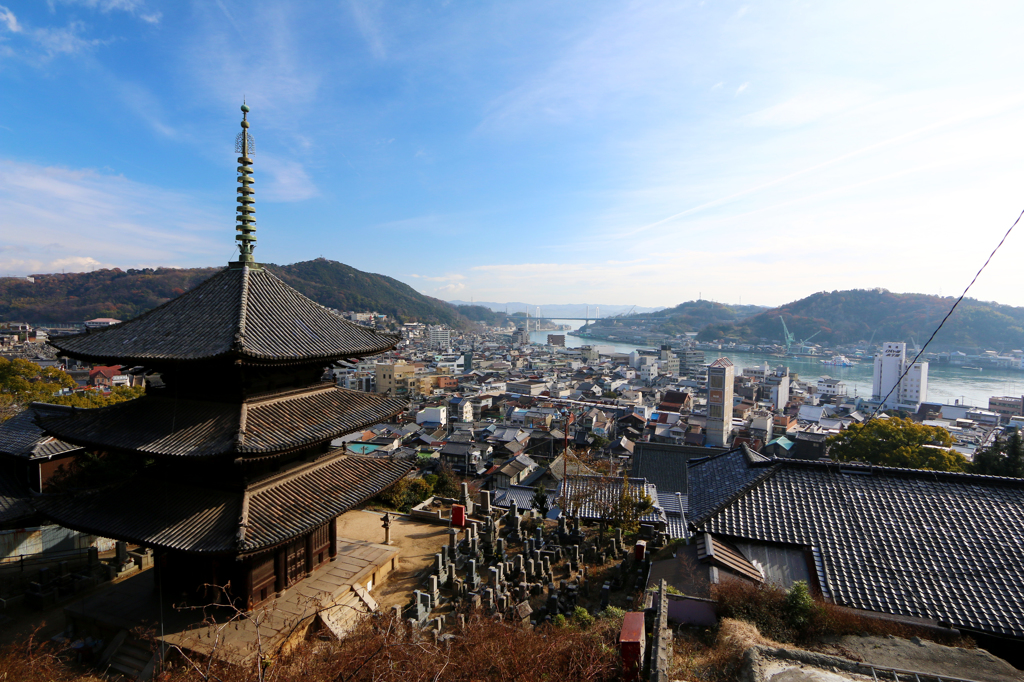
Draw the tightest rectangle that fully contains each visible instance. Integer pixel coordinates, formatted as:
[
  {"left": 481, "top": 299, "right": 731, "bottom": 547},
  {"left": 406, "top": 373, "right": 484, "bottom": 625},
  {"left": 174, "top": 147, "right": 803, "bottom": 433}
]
[
  {"left": 0, "top": 358, "right": 76, "bottom": 421},
  {"left": 825, "top": 417, "right": 967, "bottom": 472},
  {"left": 971, "top": 429, "right": 1024, "bottom": 478},
  {"left": 603, "top": 478, "right": 655, "bottom": 535},
  {"left": 532, "top": 485, "right": 550, "bottom": 518},
  {"left": 433, "top": 461, "right": 461, "bottom": 499}
]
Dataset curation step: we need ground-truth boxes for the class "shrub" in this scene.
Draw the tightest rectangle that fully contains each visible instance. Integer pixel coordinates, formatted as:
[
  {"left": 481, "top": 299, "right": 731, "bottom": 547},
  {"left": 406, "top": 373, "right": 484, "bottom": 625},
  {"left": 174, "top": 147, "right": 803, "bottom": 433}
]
[
  {"left": 572, "top": 606, "right": 594, "bottom": 629},
  {"left": 599, "top": 606, "right": 625, "bottom": 620},
  {"left": 784, "top": 581, "right": 814, "bottom": 632},
  {"left": 552, "top": 613, "right": 567, "bottom": 628}
]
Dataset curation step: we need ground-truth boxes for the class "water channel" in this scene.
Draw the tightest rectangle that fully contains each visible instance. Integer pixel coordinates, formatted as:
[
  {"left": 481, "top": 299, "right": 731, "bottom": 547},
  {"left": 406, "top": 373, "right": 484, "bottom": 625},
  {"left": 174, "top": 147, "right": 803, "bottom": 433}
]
[{"left": 529, "top": 320, "right": 1024, "bottom": 409}]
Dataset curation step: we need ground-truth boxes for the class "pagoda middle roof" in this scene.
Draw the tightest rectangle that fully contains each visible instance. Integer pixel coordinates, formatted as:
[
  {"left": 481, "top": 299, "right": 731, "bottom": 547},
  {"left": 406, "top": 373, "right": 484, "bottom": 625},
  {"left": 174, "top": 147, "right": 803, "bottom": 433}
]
[
  {"left": 36, "top": 385, "right": 407, "bottom": 458},
  {"left": 49, "top": 265, "right": 400, "bottom": 365}
]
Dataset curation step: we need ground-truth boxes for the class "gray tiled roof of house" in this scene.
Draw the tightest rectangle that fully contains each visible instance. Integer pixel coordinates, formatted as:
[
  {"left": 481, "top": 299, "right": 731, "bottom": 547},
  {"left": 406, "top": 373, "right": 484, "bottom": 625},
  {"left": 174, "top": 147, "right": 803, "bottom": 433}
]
[
  {"left": 0, "top": 474, "right": 34, "bottom": 524},
  {"left": 686, "top": 446, "right": 776, "bottom": 524},
  {"left": 694, "top": 458, "right": 1024, "bottom": 639},
  {"left": 50, "top": 266, "right": 399, "bottom": 364},
  {"left": 631, "top": 442, "right": 726, "bottom": 494},
  {"left": 657, "top": 491, "right": 689, "bottom": 539},
  {"left": 0, "top": 405, "right": 81, "bottom": 460}
]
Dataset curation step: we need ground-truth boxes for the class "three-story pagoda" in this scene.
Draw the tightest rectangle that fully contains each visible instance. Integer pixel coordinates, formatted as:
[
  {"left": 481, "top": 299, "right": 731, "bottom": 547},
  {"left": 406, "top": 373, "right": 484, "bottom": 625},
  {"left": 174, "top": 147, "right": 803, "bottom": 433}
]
[{"left": 34, "top": 104, "right": 411, "bottom": 609}]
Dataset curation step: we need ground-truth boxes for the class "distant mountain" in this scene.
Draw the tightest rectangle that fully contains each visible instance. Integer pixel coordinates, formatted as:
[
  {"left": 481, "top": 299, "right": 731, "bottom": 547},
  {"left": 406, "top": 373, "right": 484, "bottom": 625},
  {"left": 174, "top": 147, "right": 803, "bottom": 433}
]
[
  {"left": 1, "top": 258, "right": 473, "bottom": 330},
  {"left": 452, "top": 304, "right": 516, "bottom": 327},
  {"left": 447, "top": 301, "right": 663, "bottom": 318},
  {"left": 583, "top": 300, "right": 765, "bottom": 336},
  {"left": 700, "top": 289, "right": 1024, "bottom": 351}
]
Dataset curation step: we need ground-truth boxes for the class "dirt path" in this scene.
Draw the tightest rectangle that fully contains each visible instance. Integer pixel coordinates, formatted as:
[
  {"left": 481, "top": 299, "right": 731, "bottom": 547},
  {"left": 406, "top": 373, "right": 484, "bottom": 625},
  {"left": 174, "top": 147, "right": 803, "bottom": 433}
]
[{"left": 335, "top": 510, "right": 451, "bottom": 612}]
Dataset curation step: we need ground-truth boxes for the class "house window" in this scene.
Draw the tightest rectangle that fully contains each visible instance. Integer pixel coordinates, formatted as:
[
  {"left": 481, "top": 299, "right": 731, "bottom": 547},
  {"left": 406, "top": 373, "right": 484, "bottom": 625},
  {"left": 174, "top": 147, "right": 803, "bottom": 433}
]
[
  {"left": 710, "top": 375, "right": 724, "bottom": 389},
  {"left": 709, "top": 405, "right": 723, "bottom": 418}
]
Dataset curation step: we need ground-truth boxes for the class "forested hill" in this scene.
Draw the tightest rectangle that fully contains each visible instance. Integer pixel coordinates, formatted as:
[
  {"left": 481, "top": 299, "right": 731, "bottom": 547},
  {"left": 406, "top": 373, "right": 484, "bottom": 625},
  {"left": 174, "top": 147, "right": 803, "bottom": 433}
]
[
  {"left": 584, "top": 300, "right": 765, "bottom": 336},
  {"left": 0, "top": 258, "right": 473, "bottom": 329},
  {"left": 699, "top": 289, "right": 1024, "bottom": 350}
]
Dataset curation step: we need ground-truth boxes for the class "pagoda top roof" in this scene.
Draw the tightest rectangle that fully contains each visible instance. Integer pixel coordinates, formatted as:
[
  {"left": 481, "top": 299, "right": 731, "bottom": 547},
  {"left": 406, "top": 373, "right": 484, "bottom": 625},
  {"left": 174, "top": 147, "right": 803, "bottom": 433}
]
[{"left": 49, "top": 266, "right": 399, "bottom": 365}]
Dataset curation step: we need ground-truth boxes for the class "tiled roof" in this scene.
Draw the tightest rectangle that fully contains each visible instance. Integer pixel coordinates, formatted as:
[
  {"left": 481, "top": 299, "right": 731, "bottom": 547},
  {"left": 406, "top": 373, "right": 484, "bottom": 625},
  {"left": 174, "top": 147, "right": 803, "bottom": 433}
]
[
  {"left": 0, "top": 405, "right": 81, "bottom": 461},
  {"left": 658, "top": 491, "right": 689, "bottom": 539},
  {"left": 32, "top": 453, "right": 411, "bottom": 554},
  {"left": 0, "top": 474, "right": 34, "bottom": 524},
  {"left": 50, "top": 266, "right": 399, "bottom": 365},
  {"left": 695, "top": 458, "right": 1024, "bottom": 639},
  {"left": 632, "top": 442, "right": 726, "bottom": 495},
  {"left": 547, "top": 452, "right": 598, "bottom": 482},
  {"left": 37, "top": 386, "right": 406, "bottom": 458},
  {"left": 686, "top": 446, "right": 776, "bottom": 524}
]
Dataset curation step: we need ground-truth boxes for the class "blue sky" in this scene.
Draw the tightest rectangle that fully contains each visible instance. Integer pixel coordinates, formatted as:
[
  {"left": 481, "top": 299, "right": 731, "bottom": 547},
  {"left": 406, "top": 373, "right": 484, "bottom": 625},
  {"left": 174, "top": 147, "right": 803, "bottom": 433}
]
[{"left": 2, "top": 1, "right": 1024, "bottom": 308}]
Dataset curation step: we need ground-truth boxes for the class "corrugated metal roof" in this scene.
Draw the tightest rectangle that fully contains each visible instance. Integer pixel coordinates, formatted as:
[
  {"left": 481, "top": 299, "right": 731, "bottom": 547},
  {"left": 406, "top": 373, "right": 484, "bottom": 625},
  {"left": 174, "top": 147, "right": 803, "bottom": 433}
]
[
  {"left": 493, "top": 485, "right": 554, "bottom": 512},
  {"left": 50, "top": 266, "right": 399, "bottom": 364},
  {"left": 36, "top": 386, "right": 406, "bottom": 458},
  {"left": 556, "top": 475, "right": 664, "bottom": 525}
]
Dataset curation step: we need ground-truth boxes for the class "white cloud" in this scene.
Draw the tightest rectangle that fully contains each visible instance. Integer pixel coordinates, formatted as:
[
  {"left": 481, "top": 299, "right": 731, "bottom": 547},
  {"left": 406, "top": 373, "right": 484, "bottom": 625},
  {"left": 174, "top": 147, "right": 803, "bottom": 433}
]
[
  {"left": 744, "top": 89, "right": 873, "bottom": 127},
  {"left": 734, "top": 82, "right": 749, "bottom": 95},
  {"left": 259, "top": 156, "right": 318, "bottom": 202},
  {"left": 52, "top": 0, "right": 161, "bottom": 22},
  {"left": 0, "top": 5, "right": 21, "bottom": 32},
  {"left": 0, "top": 159, "right": 227, "bottom": 276},
  {"left": 349, "top": 0, "right": 387, "bottom": 59}
]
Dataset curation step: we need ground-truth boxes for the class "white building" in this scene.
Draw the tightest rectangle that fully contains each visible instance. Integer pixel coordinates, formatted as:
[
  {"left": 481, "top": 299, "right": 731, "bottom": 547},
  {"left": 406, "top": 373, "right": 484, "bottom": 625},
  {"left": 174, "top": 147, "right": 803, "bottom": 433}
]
[
  {"left": 416, "top": 406, "right": 448, "bottom": 427},
  {"left": 872, "top": 342, "right": 929, "bottom": 409},
  {"left": 817, "top": 376, "right": 847, "bottom": 397},
  {"left": 640, "top": 364, "right": 659, "bottom": 383},
  {"left": 706, "top": 357, "right": 735, "bottom": 447},
  {"left": 428, "top": 325, "right": 452, "bottom": 350}
]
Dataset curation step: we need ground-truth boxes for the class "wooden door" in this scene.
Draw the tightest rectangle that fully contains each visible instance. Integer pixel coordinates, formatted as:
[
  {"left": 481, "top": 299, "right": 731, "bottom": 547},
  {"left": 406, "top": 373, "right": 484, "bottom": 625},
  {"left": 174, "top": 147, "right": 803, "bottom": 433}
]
[{"left": 286, "top": 539, "right": 306, "bottom": 586}]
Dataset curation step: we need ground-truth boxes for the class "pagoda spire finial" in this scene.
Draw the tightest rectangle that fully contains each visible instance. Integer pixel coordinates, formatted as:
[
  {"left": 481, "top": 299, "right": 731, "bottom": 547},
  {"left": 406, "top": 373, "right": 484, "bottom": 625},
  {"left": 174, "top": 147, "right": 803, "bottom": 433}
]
[{"left": 233, "top": 101, "right": 257, "bottom": 265}]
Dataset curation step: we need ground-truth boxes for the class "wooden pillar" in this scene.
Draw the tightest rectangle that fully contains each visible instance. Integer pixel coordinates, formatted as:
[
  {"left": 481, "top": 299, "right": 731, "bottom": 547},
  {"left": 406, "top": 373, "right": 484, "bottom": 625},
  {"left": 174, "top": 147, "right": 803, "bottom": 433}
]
[
  {"left": 304, "top": 533, "right": 314, "bottom": 575},
  {"left": 244, "top": 558, "right": 255, "bottom": 611},
  {"left": 329, "top": 517, "right": 338, "bottom": 561},
  {"left": 274, "top": 548, "right": 285, "bottom": 594}
]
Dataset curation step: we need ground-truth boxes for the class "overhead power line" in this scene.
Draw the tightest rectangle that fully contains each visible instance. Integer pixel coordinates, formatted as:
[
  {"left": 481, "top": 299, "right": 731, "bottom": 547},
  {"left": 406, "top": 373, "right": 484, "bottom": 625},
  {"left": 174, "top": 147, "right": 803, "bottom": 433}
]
[{"left": 871, "top": 207, "right": 1024, "bottom": 417}]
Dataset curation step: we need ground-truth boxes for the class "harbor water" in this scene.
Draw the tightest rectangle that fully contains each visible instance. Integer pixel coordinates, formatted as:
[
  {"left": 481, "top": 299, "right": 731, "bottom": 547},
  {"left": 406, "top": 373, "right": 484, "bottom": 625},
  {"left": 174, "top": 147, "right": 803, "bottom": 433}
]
[{"left": 530, "top": 320, "right": 1024, "bottom": 409}]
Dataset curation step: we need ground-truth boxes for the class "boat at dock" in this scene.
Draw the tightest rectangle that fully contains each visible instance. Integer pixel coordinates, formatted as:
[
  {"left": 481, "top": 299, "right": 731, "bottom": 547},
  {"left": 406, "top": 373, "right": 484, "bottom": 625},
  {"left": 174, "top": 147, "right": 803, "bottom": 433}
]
[{"left": 821, "top": 355, "right": 856, "bottom": 367}]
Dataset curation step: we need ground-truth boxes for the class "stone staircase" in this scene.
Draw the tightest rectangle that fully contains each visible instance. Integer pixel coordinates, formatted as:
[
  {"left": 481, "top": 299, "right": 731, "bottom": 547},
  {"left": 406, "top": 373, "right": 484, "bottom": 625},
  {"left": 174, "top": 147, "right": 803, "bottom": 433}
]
[
  {"left": 318, "top": 585, "right": 375, "bottom": 639},
  {"left": 99, "top": 630, "right": 157, "bottom": 680}
]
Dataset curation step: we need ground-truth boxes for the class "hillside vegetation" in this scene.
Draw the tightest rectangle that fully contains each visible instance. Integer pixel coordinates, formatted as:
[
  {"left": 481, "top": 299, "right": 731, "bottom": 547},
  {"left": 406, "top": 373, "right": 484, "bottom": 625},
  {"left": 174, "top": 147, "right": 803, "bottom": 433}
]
[
  {"left": 583, "top": 300, "right": 765, "bottom": 336},
  {"left": 699, "top": 289, "right": 1024, "bottom": 350},
  {"left": 0, "top": 258, "right": 472, "bottom": 329}
]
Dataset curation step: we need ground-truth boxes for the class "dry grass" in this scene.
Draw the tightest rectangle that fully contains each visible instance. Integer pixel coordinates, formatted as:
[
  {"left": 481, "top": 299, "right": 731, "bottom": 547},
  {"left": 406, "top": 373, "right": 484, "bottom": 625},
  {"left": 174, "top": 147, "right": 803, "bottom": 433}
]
[
  {"left": 0, "top": 610, "right": 626, "bottom": 682},
  {"left": 712, "top": 579, "right": 968, "bottom": 646},
  {"left": 669, "top": 581, "right": 975, "bottom": 682},
  {"left": 671, "top": 619, "right": 771, "bottom": 682}
]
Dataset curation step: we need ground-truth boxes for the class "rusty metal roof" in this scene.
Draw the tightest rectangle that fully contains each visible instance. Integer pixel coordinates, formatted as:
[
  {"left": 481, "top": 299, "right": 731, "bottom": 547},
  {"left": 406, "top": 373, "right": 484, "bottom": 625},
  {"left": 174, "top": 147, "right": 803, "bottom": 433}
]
[
  {"left": 36, "top": 385, "right": 406, "bottom": 458},
  {"left": 49, "top": 266, "right": 399, "bottom": 365},
  {"left": 31, "top": 453, "right": 411, "bottom": 554}
]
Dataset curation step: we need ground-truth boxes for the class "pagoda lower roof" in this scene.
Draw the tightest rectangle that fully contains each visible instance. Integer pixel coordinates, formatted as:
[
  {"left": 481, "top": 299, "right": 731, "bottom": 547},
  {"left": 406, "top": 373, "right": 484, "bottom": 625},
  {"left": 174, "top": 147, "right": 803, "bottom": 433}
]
[
  {"left": 49, "top": 265, "right": 400, "bottom": 365},
  {"left": 36, "top": 385, "right": 407, "bottom": 458},
  {"left": 31, "top": 452, "right": 412, "bottom": 554}
]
